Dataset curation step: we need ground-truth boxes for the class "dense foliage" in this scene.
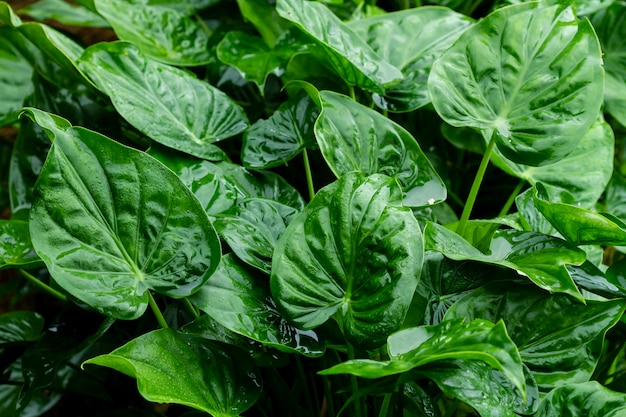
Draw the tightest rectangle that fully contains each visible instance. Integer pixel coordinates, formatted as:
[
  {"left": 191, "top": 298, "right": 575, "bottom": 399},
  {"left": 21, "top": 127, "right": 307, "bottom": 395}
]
[{"left": 1, "top": 0, "right": 626, "bottom": 415}]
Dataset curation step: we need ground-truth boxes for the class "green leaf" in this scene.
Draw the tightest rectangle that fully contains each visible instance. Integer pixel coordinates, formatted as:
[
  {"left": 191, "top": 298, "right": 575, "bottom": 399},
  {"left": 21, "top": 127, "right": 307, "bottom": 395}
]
[
  {"left": 604, "top": 171, "right": 626, "bottom": 222},
  {"left": 242, "top": 92, "right": 318, "bottom": 169},
  {"left": 0, "top": 220, "right": 42, "bottom": 270},
  {"left": 492, "top": 116, "right": 614, "bottom": 208},
  {"left": 276, "top": 0, "right": 402, "bottom": 93},
  {"left": 314, "top": 90, "right": 446, "bottom": 207},
  {"left": 235, "top": 0, "right": 291, "bottom": 47},
  {"left": 271, "top": 172, "right": 423, "bottom": 349},
  {"left": 23, "top": 108, "right": 221, "bottom": 320},
  {"left": 322, "top": 318, "right": 526, "bottom": 400},
  {"left": 429, "top": 2, "right": 603, "bottom": 166},
  {"left": 213, "top": 198, "right": 298, "bottom": 273},
  {"left": 348, "top": 6, "right": 473, "bottom": 112},
  {"left": 424, "top": 222, "right": 585, "bottom": 301},
  {"left": 78, "top": 41, "right": 248, "bottom": 161},
  {"left": 19, "top": 0, "right": 110, "bottom": 27},
  {"left": 190, "top": 254, "right": 324, "bottom": 357},
  {"left": 94, "top": 0, "right": 212, "bottom": 66},
  {"left": 536, "top": 381, "right": 626, "bottom": 416},
  {"left": 568, "top": 261, "right": 626, "bottom": 299},
  {"left": 591, "top": 3, "right": 626, "bottom": 127},
  {"left": 445, "top": 282, "right": 626, "bottom": 390},
  {"left": 0, "top": 27, "right": 34, "bottom": 126},
  {"left": 533, "top": 183, "right": 626, "bottom": 246},
  {"left": 0, "top": 311, "right": 43, "bottom": 346},
  {"left": 83, "top": 328, "right": 262, "bottom": 416}
]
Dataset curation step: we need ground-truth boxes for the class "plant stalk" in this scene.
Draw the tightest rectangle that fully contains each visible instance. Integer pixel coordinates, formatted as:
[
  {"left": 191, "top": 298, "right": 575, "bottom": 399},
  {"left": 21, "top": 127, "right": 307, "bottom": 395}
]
[
  {"left": 183, "top": 297, "right": 200, "bottom": 319},
  {"left": 18, "top": 269, "right": 68, "bottom": 302},
  {"left": 498, "top": 179, "right": 525, "bottom": 217},
  {"left": 378, "top": 392, "right": 392, "bottom": 417},
  {"left": 303, "top": 148, "right": 316, "bottom": 202},
  {"left": 148, "top": 292, "right": 169, "bottom": 329},
  {"left": 347, "top": 343, "right": 364, "bottom": 417},
  {"left": 456, "top": 132, "right": 497, "bottom": 237}
]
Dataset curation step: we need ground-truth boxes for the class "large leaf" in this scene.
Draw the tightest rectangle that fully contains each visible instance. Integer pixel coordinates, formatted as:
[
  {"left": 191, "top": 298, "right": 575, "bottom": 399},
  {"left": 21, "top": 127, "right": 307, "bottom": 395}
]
[
  {"left": 424, "top": 222, "right": 585, "bottom": 301},
  {"left": 271, "top": 172, "right": 423, "bottom": 349},
  {"left": 428, "top": 2, "right": 603, "bottom": 166},
  {"left": 23, "top": 108, "right": 221, "bottom": 320},
  {"left": 78, "top": 41, "right": 249, "bottom": 161},
  {"left": 533, "top": 183, "right": 626, "bottom": 246},
  {"left": 536, "top": 381, "right": 626, "bottom": 416},
  {"left": 348, "top": 6, "right": 473, "bottom": 112},
  {"left": 276, "top": 0, "right": 402, "bottom": 93},
  {"left": 83, "top": 328, "right": 262, "bottom": 416},
  {"left": 213, "top": 198, "right": 298, "bottom": 273},
  {"left": 591, "top": 3, "right": 626, "bottom": 127},
  {"left": 19, "top": 0, "right": 110, "bottom": 27},
  {"left": 242, "top": 92, "right": 318, "bottom": 169},
  {"left": 0, "top": 220, "right": 42, "bottom": 270},
  {"left": 321, "top": 318, "right": 526, "bottom": 400},
  {"left": 314, "top": 90, "right": 446, "bottom": 207},
  {"left": 94, "top": 0, "right": 212, "bottom": 66},
  {"left": 445, "top": 282, "right": 626, "bottom": 390},
  {"left": 0, "top": 27, "right": 34, "bottom": 126},
  {"left": 190, "top": 254, "right": 324, "bottom": 357}
]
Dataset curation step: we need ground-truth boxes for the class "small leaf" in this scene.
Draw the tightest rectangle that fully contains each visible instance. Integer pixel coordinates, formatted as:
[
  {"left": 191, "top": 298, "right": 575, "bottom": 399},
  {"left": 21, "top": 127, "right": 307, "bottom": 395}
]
[
  {"left": 276, "top": 0, "right": 402, "bottom": 93},
  {"left": 349, "top": 6, "right": 473, "bottom": 112},
  {"left": 445, "top": 282, "right": 626, "bottom": 390},
  {"left": 83, "top": 328, "right": 262, "bottom": 416},
  {"left": 536, "top": 382, "right": 626, "bottom": 416},
  {"left": 429, "top": 2, "right": 603, "bottom": 166},
  {"left": 271, "top": 172, "right": 423, "bottom": 349},
  {"left": 314, "top": 91, "right": 446, "bottom": 207},
  {"left": 242, "top": 92, "right": 318, "bottom": 169},
  {"left": 24, "top": 108, "right": 221, "bottom": 320},
  {"left": 190, "top": 254, "right": 324, "bottom": 357},
  {"left": 0, "top": 220, "right": 42, "bottom": 270},
  {"left": 78, "top": 41, "right": 249, "bottom": 160},
  {"left": 0, "top": 311, "right": 44, "bottom": 346},
  {"left": 424, "top": 222, "right": 585, "bottom": 301},
  {"left": 94, "top": 0, "right": 212, "bottom": 66}
]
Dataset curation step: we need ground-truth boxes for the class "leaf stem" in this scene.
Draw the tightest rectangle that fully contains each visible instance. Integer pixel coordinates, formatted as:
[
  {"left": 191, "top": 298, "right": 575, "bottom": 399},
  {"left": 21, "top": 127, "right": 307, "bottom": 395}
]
[
  {"left": 378, "top": 392, "right": 392, "bottom": 417},
  {"left": 183, "top": 297, "right": 200, "bottom": 319},
  {"left": 302, "top": 148, "right": 315, "bottom": 202},
  {"left": 18, "top": 269, "right": 68, "bottom": 302},
  {"left": 498, "top": 179, "right": 525, "bottom": 217},
  {"left": 148, "top": 292, "right": 169, "bottom": 329},
  {"left": 456, "top": 131, "right": 497, "bottom": 237},
  {"left": 295, "top": 355, "right": 315, "bottom": 416},
  {"left": 194, "top": 11, "right": 212, "bottom": 36},
  {"left": 348, "top": 85, "right": 356, "bottom": 101},
  {"left": 347, "top": 343, "right": 364, "bottom": 417}
]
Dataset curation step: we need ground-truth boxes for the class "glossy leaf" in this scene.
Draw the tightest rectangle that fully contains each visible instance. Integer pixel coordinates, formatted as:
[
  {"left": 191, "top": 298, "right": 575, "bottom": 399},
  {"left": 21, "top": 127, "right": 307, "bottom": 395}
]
[
  {"left": 348, "top": 7, "right": 473, "bottom": 112},
  {"left": 322, "top": 318, "right": 526, "bottom": 399},
  {"left": 235, "top": 0, "right": 291, "bottom": 47},
  {"left": 0, "top": 28, "right": 34, "bottom": 126},
  {"left": 20, "top": 0, "right": 110, "bottom": 27},
  {"left": 0, "top": 311, "right": 43, "bottom": 346},
  {"left": 591, "top": 3, "right": 626, "bottom": 127},
  {"left": 568, "top": 261, "right": 626, "bottom": 299},
  {"left": 149, "top": 145, "right": 305, "bottom": 214},
  {"left": 314, "top": 90, "right": 446, "bottom": 207},
  {"left": 83, "top": 328, "right": 262, "bottom": 416},
  {"left": 445, "top": 282, "right": 626, "bottom": 390},
  {"left": 424, "top": 222, "right": 585, "bottom": 301},
  {"left": 78, "top": 42, "right": 248, "bottom": 161},
  {"left": 276, "top": 0, "right": 403, "bottom": 93},
  {"left": 271, "top": 172, "right": 423, "bottom": 349},
  {"left": 94, "top": 0, "right": 212, "bottom": 66},
  {"left": 0, "top": 220, "right": 42, "bottom": 270},
  {"left": 23, "top": 108, "right": 221, "bottom": 320},
  {"left": 429, "top": 2, "right": 603, "bottom": 166},
  {"left": 604, "top": 172, "right": 626, "bottom": 222},
  {"left": 242, "top": 92, "right": 318, "bottom": 169},
  {"left": 190, "top": 254, "right": 324, "bottom": 357},
  {"left": 492, "top": 116, "right": 614, "bottom": 208},
  {"left": 536, "top": 381, "right": 626, "bottom": 416},
  {"left": 533, "top": 184, "right": 626, "bottom": 246},
  {"left": 213, "top": 198, "right": 298, "bottom": 273},
  {"left": 419, "top": 360, "right": 539, "bottom": 417}
]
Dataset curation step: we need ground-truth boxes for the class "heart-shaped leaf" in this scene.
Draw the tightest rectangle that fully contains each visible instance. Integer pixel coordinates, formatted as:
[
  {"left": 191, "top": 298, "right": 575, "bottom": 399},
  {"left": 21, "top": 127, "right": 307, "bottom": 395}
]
[
  {"left": 445, "top": 282, "right": 626, "bottom": 390},
  {"left": 242, "top": 92, "right": 318, "bottom": 169},
  {"left": 314, "top": 90, "right": 446, "bottom": 207},
  {"left": 78, "top": 42, "right": 249, "bottom": 161},
  {"left": 348, "top": 6, "right": 473, "bottom": 112},
  {"left": 536, "top": 382, "right": 626, "bottom": 417},
  {"left": 190, "top": 254, "right": 324, "bottom": 357},
  {"left": 0, "top": 220, "right": 42, "bottom": 270},
  {"left": 83, "top": 328, "right": 262, "bottom": 416},
  {"left": 94, "top": 0, "right": 212, "bottom": 66},
  {"left": 23, "top": 108, "right": 221, "bottom": 320},
  {"left": 276, "top": 0, "right": 402, "bottom": 93},
  {"left": 271, "top": 172, "right": 423, "bottom": 349},
  {"left": 424, "top": 222, "right": 585, "bottom": 301},
  {"left": 428, "top": 2, "right": 603, "bottom": 166}
]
